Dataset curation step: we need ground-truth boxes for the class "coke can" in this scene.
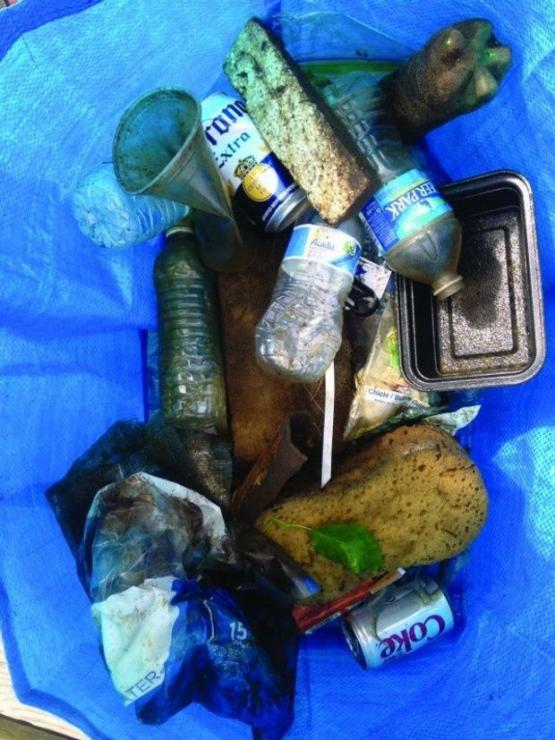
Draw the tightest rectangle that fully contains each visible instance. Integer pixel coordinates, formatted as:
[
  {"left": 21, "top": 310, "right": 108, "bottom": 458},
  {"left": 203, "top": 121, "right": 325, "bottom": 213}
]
[
  {"left": 202, "top": 93, "right": 308, "bottom": 232},
  {"left": 341, "top": 575, "right": 455, "bottom": 669}
]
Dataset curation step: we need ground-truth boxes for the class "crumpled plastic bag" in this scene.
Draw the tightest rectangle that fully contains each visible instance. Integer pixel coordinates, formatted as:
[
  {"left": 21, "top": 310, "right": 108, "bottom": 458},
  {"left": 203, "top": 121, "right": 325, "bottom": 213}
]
[
  {"left": 94, "top": 577, "right": 294, "bottom": 737},
  {"left": 79, "top": 473, "right": 232, "bottom": 600},
  {"left": 46, "top": 416, "right": 232, "bottom": 556},
  {"left": 81, "top": 472, "right": 296, "bottom": 738}
]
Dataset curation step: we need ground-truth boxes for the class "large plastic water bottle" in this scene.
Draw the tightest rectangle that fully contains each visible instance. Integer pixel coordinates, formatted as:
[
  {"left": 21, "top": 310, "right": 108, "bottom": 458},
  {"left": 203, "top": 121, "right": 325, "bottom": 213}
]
[
  {"left": 321, "top": 72, "right": 464, "bottom": 301},
  {"left": 255, "top": 211, "right": 363, "bottom": 383},
  {"left": 72, "top": 163, "right": 189, "bottom": 248},
  {"left": 154, "top": 223, "right": 227, "bottom": 434}
]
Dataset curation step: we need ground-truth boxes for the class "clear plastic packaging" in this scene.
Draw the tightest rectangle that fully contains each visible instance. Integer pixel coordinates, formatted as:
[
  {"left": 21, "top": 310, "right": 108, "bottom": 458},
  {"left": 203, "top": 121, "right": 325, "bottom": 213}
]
[{"left": 344, "top": 291, "right": 432, "bottom": 440}]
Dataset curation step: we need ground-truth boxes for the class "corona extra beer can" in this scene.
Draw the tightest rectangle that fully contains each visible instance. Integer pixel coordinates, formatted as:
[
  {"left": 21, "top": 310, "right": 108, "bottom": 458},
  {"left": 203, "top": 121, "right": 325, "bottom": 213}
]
[{"left": 202, "top": 93, "right": 307, "bottom": 232}]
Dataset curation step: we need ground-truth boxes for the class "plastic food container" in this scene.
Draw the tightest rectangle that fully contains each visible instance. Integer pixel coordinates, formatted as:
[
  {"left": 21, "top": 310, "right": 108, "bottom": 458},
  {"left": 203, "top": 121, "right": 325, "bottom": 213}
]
[{"left": 397, "top": 170, "right": 546, "bottom": 391}]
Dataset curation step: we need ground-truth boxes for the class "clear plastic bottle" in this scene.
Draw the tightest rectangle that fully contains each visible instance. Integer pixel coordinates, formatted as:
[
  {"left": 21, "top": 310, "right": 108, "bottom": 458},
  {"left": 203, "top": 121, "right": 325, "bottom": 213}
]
[
  {"left": 154, "top": 223, "right": 227, "bottom": 434},
  {"left": 322, "top": 72, "right": 463, "bottom": 301},
  {"left": 72, "top": 163, "right": 189, "bottom": 248},
  {"left": 255, "top": 211, "right": 363, "bottom": 383}
]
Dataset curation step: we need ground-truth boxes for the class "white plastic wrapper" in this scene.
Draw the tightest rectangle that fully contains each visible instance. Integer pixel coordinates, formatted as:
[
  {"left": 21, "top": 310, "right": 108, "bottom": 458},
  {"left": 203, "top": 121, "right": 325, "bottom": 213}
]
[{"left": 92, "top": 576, "right": 179, "bottom": 704}]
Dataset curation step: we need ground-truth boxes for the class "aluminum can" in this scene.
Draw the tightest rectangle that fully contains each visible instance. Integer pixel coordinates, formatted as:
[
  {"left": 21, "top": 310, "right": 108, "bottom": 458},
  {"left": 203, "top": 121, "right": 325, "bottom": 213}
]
[
  {"left": 342, "top": 575, "right": 455, "bottom": 668},
  {"left": 202, "top": 93, "right": 307, "bottom": 232}
]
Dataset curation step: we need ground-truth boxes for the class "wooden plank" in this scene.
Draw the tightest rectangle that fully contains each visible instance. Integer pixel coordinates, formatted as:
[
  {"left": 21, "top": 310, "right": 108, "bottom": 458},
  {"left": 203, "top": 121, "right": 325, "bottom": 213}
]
[{"left": 0, "top": 638, "right": 87, "bottom": 739}]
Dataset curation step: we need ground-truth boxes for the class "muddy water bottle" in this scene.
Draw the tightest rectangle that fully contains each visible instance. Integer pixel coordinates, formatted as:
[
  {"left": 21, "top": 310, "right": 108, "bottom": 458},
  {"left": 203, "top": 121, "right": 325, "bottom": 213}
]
[
  {"left": 322, "top": 71, "right": 464, "bottom": 301},
  {"left": 154, "top": 223, "right": 227, "bottom": 434}
]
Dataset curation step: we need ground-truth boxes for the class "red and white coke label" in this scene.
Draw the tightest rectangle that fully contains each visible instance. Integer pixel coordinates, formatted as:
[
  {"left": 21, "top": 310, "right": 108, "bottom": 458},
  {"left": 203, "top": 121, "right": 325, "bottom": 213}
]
[{"left": 344, "top": 577, "right": 455, "bottom": 669}]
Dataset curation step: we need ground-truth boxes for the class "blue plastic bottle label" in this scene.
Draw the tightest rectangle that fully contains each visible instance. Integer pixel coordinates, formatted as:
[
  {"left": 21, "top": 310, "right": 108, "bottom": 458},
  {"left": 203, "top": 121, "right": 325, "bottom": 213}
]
[
  {"left": 283, "top": 224, "right": 362, "bottom": 276},
  {"left": 360, "top": 169, "right": 452, "bottom": 252}
]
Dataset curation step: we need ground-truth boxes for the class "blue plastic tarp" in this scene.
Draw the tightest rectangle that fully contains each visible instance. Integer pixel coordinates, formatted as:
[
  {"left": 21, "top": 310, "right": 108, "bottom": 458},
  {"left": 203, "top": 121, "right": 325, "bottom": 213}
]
[{"left": 0, "top": 0, "right": 554, "bottom": 738}]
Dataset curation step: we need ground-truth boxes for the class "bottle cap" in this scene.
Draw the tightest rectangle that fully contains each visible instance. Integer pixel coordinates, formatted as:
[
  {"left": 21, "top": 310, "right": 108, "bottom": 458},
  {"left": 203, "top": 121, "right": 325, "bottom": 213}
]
[{"left": 432, "top": 273, "right": 464, "bottom": 301}]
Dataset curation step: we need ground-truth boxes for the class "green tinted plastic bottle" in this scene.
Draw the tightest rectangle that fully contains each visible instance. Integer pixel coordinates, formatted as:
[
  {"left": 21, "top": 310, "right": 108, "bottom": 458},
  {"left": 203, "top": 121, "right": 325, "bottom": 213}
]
[{"left": 154, "top": 223, "right": 227, "bottom": 433}]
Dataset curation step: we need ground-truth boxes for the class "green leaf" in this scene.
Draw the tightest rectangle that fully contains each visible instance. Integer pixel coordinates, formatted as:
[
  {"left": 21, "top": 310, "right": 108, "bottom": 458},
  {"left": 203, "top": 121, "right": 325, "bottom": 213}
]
[
  {"left": 267, "top": 517, "right": 383, "bottom": 575},
  {"left": 309, "top": 523, "right": 383, "bottom": 575}
]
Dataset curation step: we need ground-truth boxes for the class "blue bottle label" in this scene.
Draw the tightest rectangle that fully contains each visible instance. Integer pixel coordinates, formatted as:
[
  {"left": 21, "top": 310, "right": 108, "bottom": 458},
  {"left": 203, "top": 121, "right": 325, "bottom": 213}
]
[
  {"left": 283, "top": 224, "right": 362, "bottom": 276},
  {"left": 361, "top": 169, "right": 452, "bottom": 252}
]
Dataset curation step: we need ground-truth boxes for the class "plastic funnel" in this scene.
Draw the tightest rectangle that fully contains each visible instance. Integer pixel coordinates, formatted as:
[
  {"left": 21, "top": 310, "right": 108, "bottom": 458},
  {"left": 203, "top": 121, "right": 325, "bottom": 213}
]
[
  {"left": 113, "top": 88, "right": 232, "bottom": 219},
  {"left": 113, "top": 88, "right": 251, "bottom": 271}
]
